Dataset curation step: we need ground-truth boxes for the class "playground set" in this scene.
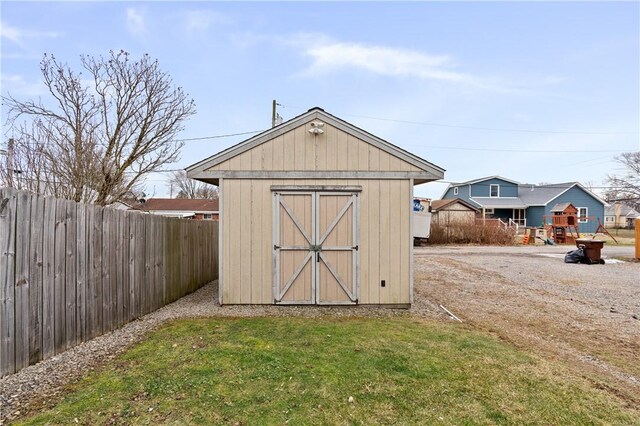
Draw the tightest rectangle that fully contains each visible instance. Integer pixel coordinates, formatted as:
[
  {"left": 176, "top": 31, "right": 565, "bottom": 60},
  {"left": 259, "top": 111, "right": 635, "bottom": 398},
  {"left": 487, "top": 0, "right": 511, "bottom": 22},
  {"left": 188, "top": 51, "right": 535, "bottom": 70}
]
[{"left": 522, "top": 202, "right": 616, "bottom": 245}]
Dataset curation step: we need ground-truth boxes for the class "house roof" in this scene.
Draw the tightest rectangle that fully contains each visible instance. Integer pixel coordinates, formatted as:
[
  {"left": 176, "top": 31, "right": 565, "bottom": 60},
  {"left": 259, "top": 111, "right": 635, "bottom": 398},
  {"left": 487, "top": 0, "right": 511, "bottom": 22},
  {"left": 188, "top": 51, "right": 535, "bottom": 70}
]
[
  {"left": 133, "top": 198, "right": 219, "bottom": 212},
  {"left": 450, "top": 176, "right": 521, "bottom": 186},
  {"left": 187, "top": 107, "right": 445, "bottom": 185},
  {"left": 468, "top": 197, "right": 527, "bottom": 208},
  {"left": 431, "top": 198, "right": 479, "bottom": 212},
  {"left": 517, "top": 182, "right": 606, "bottom": 206},
  {"left": 605, "top": 204, "right": 640, "bottom": 217}
]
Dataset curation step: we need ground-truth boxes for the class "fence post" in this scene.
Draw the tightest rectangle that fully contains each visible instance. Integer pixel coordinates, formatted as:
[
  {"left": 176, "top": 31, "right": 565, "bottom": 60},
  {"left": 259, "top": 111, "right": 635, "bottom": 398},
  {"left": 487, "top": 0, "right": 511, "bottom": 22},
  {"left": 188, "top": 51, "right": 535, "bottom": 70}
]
[{"left": 635, "top": 218, "right": 639, "bottom": 260}]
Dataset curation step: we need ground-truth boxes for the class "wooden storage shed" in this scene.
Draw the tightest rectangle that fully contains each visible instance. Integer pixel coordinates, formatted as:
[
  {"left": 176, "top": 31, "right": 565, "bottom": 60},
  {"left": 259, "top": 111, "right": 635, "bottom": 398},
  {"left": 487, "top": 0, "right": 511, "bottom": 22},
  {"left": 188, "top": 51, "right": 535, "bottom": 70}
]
[{"left": 187, "top": 108, "right": 444, "bottom": 306}]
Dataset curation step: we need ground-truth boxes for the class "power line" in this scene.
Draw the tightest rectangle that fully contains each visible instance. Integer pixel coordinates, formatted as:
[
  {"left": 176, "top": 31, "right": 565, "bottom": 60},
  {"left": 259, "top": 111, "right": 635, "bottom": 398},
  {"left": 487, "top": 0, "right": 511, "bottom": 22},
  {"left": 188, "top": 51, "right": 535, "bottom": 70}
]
[
  {"left": 174, "top": 130, "right": 264, "bottom": 142},
  {"left": 281, "top": 103, "right": 638, "bottom": 135},
  {"left": 403, "top": 144, "right": 626, "bottom": 153}
]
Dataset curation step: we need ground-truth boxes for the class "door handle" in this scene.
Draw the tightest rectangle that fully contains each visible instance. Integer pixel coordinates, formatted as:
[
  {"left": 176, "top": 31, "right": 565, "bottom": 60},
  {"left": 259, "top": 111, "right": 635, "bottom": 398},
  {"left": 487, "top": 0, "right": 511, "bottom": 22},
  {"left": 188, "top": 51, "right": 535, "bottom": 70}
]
[{"left": 316, "top": 252, "right": 320, "bottom": 263}]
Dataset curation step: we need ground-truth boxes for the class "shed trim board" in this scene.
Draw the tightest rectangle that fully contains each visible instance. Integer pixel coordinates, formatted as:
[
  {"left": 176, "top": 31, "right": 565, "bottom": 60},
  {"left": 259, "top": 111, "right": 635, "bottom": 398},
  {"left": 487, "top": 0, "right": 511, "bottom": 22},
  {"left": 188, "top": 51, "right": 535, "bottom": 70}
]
[
  {"left": 218, "top": 178, "right": 224, "bottom": 305},
  {"left": 273, "top": 188, "right": 359, "bottom": 305},
  {"left": 271, "top": 185, "right": 362, "bottom": 192},
  {"left": 409, "top": 179, "right": 414, "bottom": 305},
  {"left": 192, "top": 171, "right": 437, "bottom": 181},
  {"left": 186, "top": 108, "right": 445, "bottom": 180}
]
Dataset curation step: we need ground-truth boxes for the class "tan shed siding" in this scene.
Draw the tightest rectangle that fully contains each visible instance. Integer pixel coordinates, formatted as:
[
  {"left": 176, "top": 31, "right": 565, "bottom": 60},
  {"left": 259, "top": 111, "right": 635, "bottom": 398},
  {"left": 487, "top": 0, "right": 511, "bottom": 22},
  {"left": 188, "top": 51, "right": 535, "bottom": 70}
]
[
  {"left": 220, "top": 178, "right": 411, "bottom": 305},
  {"left": 207, "top": 123, "right": 422, "bottom": 173}
]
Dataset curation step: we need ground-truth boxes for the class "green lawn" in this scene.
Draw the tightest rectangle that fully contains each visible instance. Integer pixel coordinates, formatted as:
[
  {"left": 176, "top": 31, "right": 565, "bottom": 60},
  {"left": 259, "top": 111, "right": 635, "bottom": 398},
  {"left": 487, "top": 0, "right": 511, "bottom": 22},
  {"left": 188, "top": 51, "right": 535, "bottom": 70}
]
[{"left": 19, "top": 318, "right": 638, "bottom": 425}]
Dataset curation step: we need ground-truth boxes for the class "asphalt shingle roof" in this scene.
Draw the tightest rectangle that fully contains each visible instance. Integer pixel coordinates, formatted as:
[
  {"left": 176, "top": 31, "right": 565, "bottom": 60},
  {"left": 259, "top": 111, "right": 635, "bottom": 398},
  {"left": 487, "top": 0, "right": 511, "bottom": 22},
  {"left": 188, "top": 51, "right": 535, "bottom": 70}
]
[{"left": 517, "top": 183, "right": 575, "bottom": 205}]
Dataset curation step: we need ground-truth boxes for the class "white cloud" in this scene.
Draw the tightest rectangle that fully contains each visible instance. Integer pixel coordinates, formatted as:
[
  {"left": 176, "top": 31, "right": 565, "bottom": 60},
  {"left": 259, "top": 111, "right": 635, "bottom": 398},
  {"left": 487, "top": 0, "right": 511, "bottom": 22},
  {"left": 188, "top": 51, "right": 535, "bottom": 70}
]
[
  {"left": 1, "top": 74, "right": 48, "bottom": 97},
  {"left": 282, "top": 34, "right": 513, "bottom": 91},
  {"left": 305, "top": 42, "right": 472, "bottom": 83},
  {"left": 126, "top": 8, "right": 146, "bottom": 36},
  {"left": 0, "top": 21, "right": 61, "bottom": 47},
  {"left": 184, "top": 10, "right": 229, "bottom": 34}
]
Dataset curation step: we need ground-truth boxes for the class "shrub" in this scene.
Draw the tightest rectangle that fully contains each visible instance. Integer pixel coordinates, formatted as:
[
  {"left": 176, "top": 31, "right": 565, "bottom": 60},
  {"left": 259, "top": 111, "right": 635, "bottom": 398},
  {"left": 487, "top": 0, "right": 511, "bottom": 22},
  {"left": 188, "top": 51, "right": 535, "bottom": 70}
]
[{"left": 428, "top": 220, "right": 516, "bottom": 245}]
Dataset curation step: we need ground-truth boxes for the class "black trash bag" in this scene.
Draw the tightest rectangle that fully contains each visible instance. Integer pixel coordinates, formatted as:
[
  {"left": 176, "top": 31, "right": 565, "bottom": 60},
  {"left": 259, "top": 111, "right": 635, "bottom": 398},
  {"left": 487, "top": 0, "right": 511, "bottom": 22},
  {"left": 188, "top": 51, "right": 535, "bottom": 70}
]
[{"left": 564, "top": 246, "right": 586, "bottom": 264}]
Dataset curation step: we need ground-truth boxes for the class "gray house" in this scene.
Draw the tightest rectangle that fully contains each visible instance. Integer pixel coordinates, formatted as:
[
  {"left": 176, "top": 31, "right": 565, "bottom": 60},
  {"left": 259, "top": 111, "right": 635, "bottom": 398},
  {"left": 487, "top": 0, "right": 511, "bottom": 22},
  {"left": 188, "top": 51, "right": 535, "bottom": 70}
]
[{"left": 441, "top": 176, "right": 606, "bottom": 233}]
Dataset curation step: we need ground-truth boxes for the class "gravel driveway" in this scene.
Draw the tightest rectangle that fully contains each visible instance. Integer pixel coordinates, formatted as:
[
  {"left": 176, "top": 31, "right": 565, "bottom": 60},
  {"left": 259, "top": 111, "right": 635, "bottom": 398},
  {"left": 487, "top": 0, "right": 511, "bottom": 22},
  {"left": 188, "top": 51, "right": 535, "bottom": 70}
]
[
  {"left": 414, "top": 244, "right": 640, "bottom": 409},
  {"left": 1, "top": 244, "right": 638, "bottom": 423}
]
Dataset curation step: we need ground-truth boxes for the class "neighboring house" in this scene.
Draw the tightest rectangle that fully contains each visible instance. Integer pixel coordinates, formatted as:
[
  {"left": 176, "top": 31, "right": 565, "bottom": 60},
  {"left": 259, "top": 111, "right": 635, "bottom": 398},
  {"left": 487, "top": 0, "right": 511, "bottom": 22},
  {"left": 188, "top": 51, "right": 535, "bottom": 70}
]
[
  {"left": 430, "top": 198, "right": 479, "bottom": 225},
  {"left": 132, "top": 198, "right": 219, "bottom": 220},
  {"left": 441, "top": 176, "right": 605, "bottom": 233},
  {"left": 604, "top": 203, "right": 639, "bottom": 228}
]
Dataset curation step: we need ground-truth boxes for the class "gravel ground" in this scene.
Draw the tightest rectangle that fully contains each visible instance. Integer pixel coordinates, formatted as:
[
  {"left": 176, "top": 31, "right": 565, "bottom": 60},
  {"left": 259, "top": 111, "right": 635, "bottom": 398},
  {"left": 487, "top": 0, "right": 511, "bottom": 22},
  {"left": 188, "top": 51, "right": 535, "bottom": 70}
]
[
  {"left": 414, "top": 244, "right": 640, "bottom": 408},
  {"left": 1, "top": 244, "right": 638, "bottom": 423}
]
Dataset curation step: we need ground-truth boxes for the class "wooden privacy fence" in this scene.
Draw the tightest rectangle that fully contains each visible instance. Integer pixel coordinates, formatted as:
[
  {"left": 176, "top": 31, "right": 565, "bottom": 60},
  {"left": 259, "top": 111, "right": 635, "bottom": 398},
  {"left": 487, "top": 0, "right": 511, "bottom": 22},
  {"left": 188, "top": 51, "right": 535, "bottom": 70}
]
[{"left": 0, "top": 188, "right": 219, "bottom": 377}]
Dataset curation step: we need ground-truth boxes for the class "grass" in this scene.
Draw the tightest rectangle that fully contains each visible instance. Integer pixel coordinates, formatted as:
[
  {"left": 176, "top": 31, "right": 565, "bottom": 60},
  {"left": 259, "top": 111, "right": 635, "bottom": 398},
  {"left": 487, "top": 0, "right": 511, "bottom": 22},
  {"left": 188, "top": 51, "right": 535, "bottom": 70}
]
[{"left": 18, "top": 317, "right": 638, "bottom": 425}]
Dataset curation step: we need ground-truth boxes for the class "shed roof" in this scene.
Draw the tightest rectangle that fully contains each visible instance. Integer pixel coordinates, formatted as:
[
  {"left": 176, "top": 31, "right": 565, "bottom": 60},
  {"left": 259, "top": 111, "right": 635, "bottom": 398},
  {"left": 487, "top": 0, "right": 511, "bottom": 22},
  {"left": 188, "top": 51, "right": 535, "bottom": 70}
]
[
  {"left": 550, "top": 202, "right": 576, "bottom": 213},
  {"left": 431, "top": 198, "right": 479, "bottom": 212},
  {"left": 187, "top": 107, "right": 445, "bottom": 185}
]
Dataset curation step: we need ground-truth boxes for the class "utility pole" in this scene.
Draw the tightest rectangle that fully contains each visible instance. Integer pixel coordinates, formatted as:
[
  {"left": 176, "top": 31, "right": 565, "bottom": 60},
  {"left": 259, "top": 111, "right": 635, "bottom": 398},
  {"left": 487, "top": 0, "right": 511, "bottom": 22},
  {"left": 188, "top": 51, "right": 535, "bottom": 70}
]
[
  {"left": 271, "top": 100, "right": 283, "bottom": 128},
  {"left": 272, "top": 100, "right": 277, "bottom": 128},
  {"left": 7, "top": 138, "right": 14, "bottom": 188}
]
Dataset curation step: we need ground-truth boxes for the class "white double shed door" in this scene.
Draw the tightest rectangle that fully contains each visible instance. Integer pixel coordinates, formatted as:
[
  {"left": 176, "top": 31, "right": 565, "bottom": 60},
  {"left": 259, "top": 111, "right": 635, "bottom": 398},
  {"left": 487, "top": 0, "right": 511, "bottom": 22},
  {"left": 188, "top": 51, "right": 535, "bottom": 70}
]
[{"left": 273, "top": 189, "right": 360, "bottom": 305}]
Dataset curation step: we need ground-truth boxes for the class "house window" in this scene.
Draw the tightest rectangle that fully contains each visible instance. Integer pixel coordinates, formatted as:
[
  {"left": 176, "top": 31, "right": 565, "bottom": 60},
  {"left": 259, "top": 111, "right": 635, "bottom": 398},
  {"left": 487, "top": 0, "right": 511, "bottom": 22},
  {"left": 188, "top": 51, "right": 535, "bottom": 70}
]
[
  {"left": 485, "top": 208, "right": 495, "bottom": 215},
  {"left": 453, "top": 187, "right": 459, "bottom": 196},
  {"left": 490, "top": 184, "right": 499, "bottom": 197},
  {"left": 578, "top": 207, "right": 588, "bottom": 223},
  {"left": 203, "top": 214, "right": 213, "bottom": 220}
]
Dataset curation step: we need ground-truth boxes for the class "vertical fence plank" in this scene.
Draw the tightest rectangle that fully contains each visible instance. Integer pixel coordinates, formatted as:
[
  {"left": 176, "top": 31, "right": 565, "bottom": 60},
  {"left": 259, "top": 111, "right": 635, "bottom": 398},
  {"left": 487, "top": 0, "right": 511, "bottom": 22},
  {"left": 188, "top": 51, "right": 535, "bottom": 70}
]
[
  {"left": 135, "top": 213, "right": 144, "bottom": 318},
  {"left": 29, "top": 194, "right": 45, "bottom": 365},
  {"left": 90, "top": 205, "right": 103, "bottom": 338},
  {"left": 76, "top": 202, "right": 87, "bottom": 344},
  {"left": 65, "top": 200, "right": 77, "bottom": 349},
  {"left": 128, "top": 212, "right": 136, "bottom": 322},
  {"left": 122, "top": 212, "right": 130, "bottom": 323},
  {"left": 143, "top": 214, "right": 152, "bottom": 315},
  {"left": 42, "top": 196, "right": 56, "bottom": 360},
  {"left": 14, "top": 191, "right": 32, "bottom": 371},
  {"left": 53, "top": 199, "right": 67, "bottom": 354},
  {"left": 115, "top": 211, "right": 124, "bottom": 328},
  {"left": 101, "top": 208, "right": 112, "bottom": 333},
  {"left": 0, "top": 188, "right": 17, "bottom": 376}
]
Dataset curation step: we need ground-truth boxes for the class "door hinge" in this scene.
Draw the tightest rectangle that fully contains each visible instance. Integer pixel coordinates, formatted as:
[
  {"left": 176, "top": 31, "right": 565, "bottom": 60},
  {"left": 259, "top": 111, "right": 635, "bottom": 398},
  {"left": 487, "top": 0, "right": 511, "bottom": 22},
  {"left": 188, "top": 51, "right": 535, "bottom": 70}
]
[
  {"left": 353, "top": 245, "right": 359, "bottom": 251},
  {"left": 274, "top": 245, "right": 280, "bottom": 250}
]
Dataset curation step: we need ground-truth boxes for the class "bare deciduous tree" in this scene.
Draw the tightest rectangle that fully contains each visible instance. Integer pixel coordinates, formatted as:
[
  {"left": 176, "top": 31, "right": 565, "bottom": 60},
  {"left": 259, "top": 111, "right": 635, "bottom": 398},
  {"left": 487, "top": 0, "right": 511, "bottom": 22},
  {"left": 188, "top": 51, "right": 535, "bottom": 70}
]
[
  {"left": 168, "top": 170, "right": 218, "bottom": 199},
  {"left": 605, "top": 151, "right": 640, "bottom": 210},
  {"left": 2, "top": 50, "right": 196, "bottom": 205}
]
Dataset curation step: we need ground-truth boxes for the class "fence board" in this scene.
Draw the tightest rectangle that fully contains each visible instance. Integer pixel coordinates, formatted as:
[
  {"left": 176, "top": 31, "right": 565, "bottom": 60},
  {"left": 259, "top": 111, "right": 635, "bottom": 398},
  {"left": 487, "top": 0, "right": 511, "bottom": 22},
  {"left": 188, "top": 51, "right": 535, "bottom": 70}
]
[
  {"left": 42, "top": 196, "right": 56, "bottom": 359},
  {"left": 76, "top": 203, "right": 87, "bottom": 344},
  {"left": 1, "top": 190, "right": 218, "bottom": 377},
  {"left": 101, "top": 208, "right": 112, "bottom": 333},
  {"left": 14, "top": 191, "right": 31, "bottom": 371},
  {"left": 29, "top": 194, "right": 45, "bottom": 364},
  {"left": 115, "top": 212, "right": 124, "bottom": 328},
  {"left": 0, "top": 188, "right": 17, "bottom": 375},
  {"left": 65, "top": 200, "right": 77, "bottom": 349},
  {"left": 53, "top": 199, "right": 67, "bottom": 353},
  {"left": 89, "top": 205, "right": 103, "bottom": 338}
]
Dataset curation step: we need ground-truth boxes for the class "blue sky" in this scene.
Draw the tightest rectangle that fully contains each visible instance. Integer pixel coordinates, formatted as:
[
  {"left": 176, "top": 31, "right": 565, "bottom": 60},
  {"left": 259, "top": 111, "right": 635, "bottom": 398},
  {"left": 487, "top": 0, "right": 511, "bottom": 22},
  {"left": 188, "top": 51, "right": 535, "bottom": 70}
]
[{"left": 1, "top": 1, "right": 638, "bottom": 199}]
